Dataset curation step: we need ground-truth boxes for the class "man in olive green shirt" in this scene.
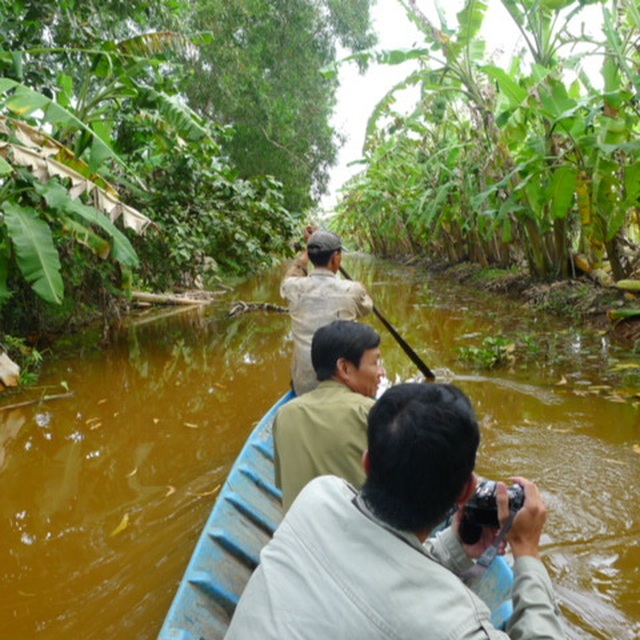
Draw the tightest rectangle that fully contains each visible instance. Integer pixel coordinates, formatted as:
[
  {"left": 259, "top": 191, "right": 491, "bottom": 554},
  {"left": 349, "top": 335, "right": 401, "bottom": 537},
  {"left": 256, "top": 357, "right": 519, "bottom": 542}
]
[{"left": 274, "top": 320, "right": 384, "bottom": 512}]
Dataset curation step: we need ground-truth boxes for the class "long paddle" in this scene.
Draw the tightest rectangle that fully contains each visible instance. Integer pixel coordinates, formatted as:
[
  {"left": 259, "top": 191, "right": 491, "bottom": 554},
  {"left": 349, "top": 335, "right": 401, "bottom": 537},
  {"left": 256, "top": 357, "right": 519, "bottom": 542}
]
[{"left": 339, "top": 266, "right": 436, "bottom": 381}]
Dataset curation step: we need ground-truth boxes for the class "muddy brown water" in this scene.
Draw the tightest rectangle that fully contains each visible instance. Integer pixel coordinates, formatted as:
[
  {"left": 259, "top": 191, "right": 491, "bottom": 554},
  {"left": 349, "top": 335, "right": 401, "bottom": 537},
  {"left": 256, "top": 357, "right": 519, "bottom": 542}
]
[{"left": 0, "top": 256, "right": 638, "bottom": 639}]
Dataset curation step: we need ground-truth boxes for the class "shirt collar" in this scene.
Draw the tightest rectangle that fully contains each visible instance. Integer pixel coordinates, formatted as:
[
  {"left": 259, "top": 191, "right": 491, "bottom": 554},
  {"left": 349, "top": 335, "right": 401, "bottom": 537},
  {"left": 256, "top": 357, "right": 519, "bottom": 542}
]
[
  {"left": 352, "top": 492, "right": 429, "bottom": 556},
  {"left": 309, "top": 267, "right": 336, "bottom": 278}
]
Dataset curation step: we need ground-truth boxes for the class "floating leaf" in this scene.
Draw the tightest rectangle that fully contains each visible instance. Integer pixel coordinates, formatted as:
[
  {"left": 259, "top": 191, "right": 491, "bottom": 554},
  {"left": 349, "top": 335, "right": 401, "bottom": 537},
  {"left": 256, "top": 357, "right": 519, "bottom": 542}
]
[
  {"left": 192, "top": 484, "right": 221, "bottom": 497},
  {"left": 614, "top": 281, "right": 640, "bottom": 292},
  {"left": 110, "top": 513, "right": 129, "bottom": 537},
  {"left": 611, "top": 363, "right": 640, "bottom": 371},
  {"left": 605, "top": 395, "right": 628, "bottom": 403},
  {"left": 165, "top": 485, "right": 176, "bottom": 497}
]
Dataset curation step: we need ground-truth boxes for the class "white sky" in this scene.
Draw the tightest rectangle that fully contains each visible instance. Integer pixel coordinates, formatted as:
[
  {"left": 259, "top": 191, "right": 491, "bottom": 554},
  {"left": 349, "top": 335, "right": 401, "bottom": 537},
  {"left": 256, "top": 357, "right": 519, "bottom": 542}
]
[{"left": 321, "top": 0, "right": 602, "bottom": 213}]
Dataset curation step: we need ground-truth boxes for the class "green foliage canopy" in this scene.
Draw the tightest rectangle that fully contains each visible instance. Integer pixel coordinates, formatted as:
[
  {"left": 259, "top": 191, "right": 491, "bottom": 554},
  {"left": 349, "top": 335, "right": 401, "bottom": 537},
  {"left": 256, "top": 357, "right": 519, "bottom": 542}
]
[{"left": 185, "top": 0, "right": 377, "bottom": 213}]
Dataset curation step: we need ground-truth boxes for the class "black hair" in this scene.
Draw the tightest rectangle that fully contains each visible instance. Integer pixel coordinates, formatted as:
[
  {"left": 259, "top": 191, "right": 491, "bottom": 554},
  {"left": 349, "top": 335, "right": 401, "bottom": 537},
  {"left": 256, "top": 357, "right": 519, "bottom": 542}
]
[
  {"left": 308, "top": 247, "right": 340, "bottom": 267},
  {"left": 311, "top": 320, "right": 380, "bottom": 381},
  {"left": 361, "top": 383, "right": 479, "bottom": 532}
]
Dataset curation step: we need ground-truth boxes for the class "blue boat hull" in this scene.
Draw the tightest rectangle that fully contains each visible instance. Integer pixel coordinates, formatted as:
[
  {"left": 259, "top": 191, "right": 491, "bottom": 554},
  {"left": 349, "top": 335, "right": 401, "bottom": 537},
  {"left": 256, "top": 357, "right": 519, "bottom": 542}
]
[{"left": 159, "top": 391, "right": 514, "bottom": 639}]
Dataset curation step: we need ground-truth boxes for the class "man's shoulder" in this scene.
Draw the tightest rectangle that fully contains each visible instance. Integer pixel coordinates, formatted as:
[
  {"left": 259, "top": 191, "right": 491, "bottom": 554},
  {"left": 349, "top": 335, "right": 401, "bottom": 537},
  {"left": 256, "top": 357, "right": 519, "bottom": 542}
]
[
  {"left": 273, "top": 391, "right": 318, "bottom": 423},
  {"left": 275, "top": 383, "right": 373, "bottom": 428},
  {"left": 331, "top": 382, "right": 376, "bottom": 407},
  {"left": 289, "top": 475, "right": 355, "bottom": 515},
  {"left": 302, "top": 380, "right": 374, "bottom": 405}
]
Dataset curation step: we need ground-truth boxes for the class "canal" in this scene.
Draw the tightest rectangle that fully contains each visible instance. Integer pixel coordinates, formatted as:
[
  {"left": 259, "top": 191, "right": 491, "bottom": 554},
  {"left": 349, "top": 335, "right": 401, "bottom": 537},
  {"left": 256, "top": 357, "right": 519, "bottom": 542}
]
[{"left": 1, "top": 255, "right": 638, "bottom": 639}]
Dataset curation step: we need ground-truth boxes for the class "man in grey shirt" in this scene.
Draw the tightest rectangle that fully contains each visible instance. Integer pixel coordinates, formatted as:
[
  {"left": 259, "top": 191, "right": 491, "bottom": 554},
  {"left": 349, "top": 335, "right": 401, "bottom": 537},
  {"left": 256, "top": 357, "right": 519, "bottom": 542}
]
[{"left": 226, "top": 383, "right": 565, "bottom": 639}]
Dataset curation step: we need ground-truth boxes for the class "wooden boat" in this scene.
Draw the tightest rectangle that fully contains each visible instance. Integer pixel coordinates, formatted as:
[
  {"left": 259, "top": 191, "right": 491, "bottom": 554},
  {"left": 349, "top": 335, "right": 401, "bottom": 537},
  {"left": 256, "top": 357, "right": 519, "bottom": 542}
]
[{"left": 158, "top": 390, "right": 515, "bottom": 639}]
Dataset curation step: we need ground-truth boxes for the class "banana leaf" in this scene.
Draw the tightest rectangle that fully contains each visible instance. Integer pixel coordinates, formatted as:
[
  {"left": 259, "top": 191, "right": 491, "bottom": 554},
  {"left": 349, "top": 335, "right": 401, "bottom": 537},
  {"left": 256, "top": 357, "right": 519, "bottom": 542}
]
[
  {"left": 2, "top": 202, "right": 64, "bottom": 305},
  {"left": 34, "top": 181, "right": 139, "bottom": 268}
]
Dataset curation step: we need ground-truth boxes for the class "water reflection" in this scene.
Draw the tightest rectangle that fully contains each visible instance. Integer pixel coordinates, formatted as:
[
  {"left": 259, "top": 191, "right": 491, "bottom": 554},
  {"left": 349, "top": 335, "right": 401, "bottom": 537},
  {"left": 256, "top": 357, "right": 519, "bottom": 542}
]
[{"left": 0, "top": 257, "right": 638, "bottom": 638}]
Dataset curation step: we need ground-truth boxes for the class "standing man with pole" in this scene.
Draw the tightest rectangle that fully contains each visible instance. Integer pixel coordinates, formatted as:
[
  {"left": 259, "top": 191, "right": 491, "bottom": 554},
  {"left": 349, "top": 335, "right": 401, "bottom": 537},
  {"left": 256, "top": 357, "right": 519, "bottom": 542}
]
[{"left": 281, "top": 226, "right": 373, "bottom": 396}]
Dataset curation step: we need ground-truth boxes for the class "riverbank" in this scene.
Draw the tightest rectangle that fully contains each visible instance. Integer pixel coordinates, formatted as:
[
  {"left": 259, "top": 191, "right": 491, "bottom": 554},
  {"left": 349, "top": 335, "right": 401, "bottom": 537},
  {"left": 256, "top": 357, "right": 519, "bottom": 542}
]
[{"left": 422, "top": 260, "right": 640, "bottom": 346}]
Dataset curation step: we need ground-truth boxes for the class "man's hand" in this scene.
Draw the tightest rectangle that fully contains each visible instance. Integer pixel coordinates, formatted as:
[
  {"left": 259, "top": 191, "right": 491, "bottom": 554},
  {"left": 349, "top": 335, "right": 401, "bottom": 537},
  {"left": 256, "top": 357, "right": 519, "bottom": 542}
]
[
  {"left": 503, "top": 476, "right": 547, "bottom": 559},
  {"left": 304, "top": 225, "right": 317, "bottom": 243},
  {"left": 453, "top": 507, "right": 507, "bottom": 560}
]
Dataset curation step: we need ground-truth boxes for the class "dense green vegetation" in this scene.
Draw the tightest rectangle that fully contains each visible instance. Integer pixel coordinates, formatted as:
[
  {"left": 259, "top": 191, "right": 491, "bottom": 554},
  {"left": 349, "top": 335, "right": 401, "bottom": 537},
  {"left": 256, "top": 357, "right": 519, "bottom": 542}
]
[
  {"left": 0, "top": 0, "right": 376, "bottom": 341},
  {"left": 333, "top": 0, "right": 640, "bottom": 283},
  {"left": 185, "top": 0, "right": 376, "bottom": 213}
]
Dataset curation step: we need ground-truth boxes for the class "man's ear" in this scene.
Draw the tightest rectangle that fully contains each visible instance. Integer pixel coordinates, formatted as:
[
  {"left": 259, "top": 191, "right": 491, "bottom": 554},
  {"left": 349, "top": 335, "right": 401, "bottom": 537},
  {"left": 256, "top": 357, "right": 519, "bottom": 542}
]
[
  {"left": 334, "top": 357, "right": 351, "bottom": 382},
  {"left": 362, "top": 449, "right": 371, "bottom": 475},
  {"left": 456, "top": 472, "right": 477, "bottom": 506}
]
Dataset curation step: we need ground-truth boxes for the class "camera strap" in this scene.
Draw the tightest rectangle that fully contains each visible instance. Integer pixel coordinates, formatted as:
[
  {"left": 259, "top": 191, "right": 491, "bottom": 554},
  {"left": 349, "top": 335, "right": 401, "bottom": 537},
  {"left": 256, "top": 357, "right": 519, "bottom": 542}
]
[{"left": 463, "top": 507, "right": 518, "bottom": 580}]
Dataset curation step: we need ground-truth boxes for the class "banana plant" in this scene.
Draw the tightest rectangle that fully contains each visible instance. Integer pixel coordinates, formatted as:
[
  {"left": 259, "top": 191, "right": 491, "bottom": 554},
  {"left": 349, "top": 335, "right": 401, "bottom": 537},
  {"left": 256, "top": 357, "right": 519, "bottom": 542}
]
[
  {"left": 500, "top": 0, "right": 603, "bottom": 67},
  {"left": 0, "top": 32, "right": 211, "bottom": 306},
  {"left": 332, "top": 0, "right": 498, "bottom": 259},
  {"left": 335, "top": 0, "right": 640, "bottom": 284},
  {"left": 0, "top": 116, "right": 148, "bottom": 304}
]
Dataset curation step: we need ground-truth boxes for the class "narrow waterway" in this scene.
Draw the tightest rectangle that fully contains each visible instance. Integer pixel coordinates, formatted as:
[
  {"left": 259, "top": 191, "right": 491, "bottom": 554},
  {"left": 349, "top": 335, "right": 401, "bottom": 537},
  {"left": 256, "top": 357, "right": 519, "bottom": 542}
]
[{"left": 1, "top": 256, "right": 638, "bottom": 639}]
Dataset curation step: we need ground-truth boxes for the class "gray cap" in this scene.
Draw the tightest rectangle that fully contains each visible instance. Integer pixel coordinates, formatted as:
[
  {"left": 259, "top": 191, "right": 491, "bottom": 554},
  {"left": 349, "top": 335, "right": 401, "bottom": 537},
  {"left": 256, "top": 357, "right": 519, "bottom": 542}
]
[{"left": 307, "top": 230, "right": 342, "bottom": 253}]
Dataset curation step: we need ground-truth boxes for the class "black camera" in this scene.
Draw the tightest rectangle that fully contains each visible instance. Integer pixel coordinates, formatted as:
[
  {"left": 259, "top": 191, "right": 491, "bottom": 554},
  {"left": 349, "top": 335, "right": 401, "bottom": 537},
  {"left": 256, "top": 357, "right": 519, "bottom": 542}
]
[{"left": 459, "top": 480, "right": 525, "bottom": 545}]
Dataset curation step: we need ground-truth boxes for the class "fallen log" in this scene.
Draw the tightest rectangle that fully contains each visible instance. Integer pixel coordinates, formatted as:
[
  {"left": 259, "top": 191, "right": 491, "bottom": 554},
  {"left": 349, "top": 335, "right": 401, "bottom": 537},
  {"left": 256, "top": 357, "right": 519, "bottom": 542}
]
[
  {"left": 127, "top": 304, "right": 205, "bottom": 328},
  {"left": 131, "top": 291, "right": 212, "bottom": 306}
]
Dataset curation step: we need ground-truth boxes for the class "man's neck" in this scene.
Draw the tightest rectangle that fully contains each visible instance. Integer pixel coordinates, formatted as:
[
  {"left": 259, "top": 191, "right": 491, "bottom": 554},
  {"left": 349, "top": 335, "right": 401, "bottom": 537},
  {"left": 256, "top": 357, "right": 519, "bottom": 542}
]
[
  {"left": 353, "top": 492, "right": 432, "bottom": 551},
  {"left": 312, "top": 264, "right": 336, "bottom": 274}
]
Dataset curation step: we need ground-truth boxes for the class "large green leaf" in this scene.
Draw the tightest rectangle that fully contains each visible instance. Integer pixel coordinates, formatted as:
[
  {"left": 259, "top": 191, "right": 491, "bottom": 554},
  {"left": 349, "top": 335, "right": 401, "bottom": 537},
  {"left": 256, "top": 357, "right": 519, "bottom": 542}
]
[
  {"left": 538, "top": 79, "right": 576, "bottom": 120},
  {"left": 321, "top": 47, "right": 433, "bottom": 80},
  {"left": 34, "top": 181, "right": 139, "bottom": 267},
  {"left": 548, "top": 166, "right": 577, "bottom": 219},
  {"left": 483, "top": 65, "right": 528, "bottom": 108},
  {"left": 136, "top": 85, "right": 208, "bottom": 142},
  {"left": 0, "top": 79, "right": 123, "bottom": 171},
  {"left": 0, "top": 155, "right": 13, "bottom": 175},
  {"left": 624, "top": 161, "right": 640, "bottom": 208},
  {"left": 59, "top": 216, "right": 111, "bottom": 259},
  {"left": 500, "top": 0, "right": 526, "bottom": 23},
  {"left": 2, "top": 202, "right": 64, "bottom": 304},
  {"left": 66, "top": 199, "right": 139, "bottom": 267},
  {"left": 456, "top": 0, "right": 487, "bottom": 46},
  {"left": 0, "top": 239, "right": 10, "bottom": 303},
  {"left": 540, "top": 0, "right": 577, "bottom": 10}
]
